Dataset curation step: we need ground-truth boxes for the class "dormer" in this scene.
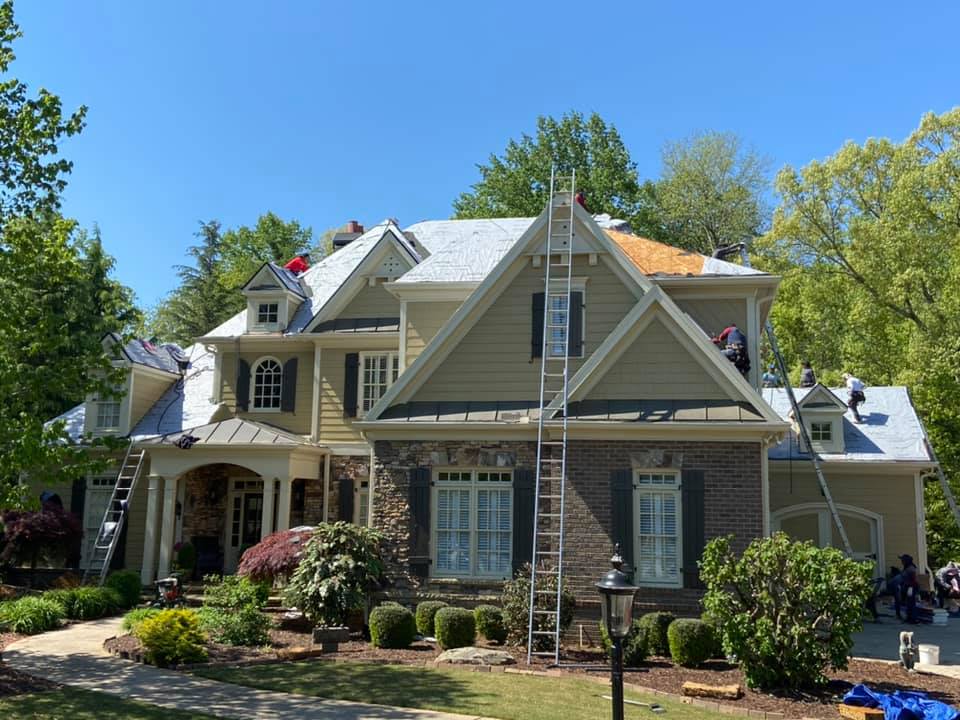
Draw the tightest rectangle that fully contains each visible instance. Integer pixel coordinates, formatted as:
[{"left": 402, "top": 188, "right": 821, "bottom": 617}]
[
  {"left": 242, "top": 262, "right": 308, "bottom": 333},
  {"left": 794, "top": 384, "right": 847, "bottom": 453}
]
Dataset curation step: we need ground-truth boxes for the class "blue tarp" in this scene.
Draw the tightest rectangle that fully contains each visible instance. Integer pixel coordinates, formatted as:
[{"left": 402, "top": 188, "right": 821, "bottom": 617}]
[{"left": 844, "top": 684, "right": 959, "bottom": 720}]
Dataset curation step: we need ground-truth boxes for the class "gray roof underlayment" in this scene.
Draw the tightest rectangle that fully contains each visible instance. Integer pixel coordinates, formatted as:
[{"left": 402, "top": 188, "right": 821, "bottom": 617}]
[
  {"left": 107, "top": 333, "right": 184, "bottom": 375},
  {"left": 765, "top": 386, "right": 934, "bottom": 463}
]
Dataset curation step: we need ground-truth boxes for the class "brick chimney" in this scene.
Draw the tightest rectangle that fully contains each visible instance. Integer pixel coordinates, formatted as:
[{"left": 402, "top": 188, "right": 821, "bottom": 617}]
[
  {"left": 345, "top": 220, "right": 364, "bottom": 234},
  {"left": 333, "top": 220, "right": 366, "bottom": 251}
]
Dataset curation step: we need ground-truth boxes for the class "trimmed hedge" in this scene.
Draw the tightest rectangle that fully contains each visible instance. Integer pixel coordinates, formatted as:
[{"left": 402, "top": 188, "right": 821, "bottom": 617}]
[
  {"left": 135, "top": 609, "right": 207, "bottom": 667},
  {"left": 44, "top": 586, "right": 121, "bottom": 620},
  {"left": 415, "top": 600, "right": 448, "bottom": 637},
  {"left": 599, "top": 619, "right": 648, "bottom": 666},
  {"left": 0, "top": 596, "right": 64, "bottom": 634},
  {"left": 369, "top": 605, "right": 416, "bottom": 649},
  {"left": 637, "top": 611, "right": 674, "bottom": 657},
  {"left": 105, "top": 570, "right": 143, "bottom": 609},
  {"left": 474, "top": 605, "right": 507, "bottom": 644},
  {"left": 434, "top": 607, "right": 475, "bottom": 650},
  {"left": 667, "top": 618, "right": 716, "bottom": 667}
]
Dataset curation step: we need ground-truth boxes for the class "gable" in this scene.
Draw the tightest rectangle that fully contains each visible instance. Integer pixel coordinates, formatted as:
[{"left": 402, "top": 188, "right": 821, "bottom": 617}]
[
  {"left": 672, "top": 297, "right": 747, "bottom": 340},
  {"left": 797, "top": 384, "right": 847, "bottom": 412},
  {"left": 336, "top": 281, "right": 399, "bottom": 320}
]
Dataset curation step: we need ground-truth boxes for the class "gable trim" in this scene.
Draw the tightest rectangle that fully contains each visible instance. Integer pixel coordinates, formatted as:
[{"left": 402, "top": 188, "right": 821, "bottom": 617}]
[
  {"left": 797, "top": 383, "right": 848, "bottom": 412},
  {"left": 241, "top": 262, "right": 306, "bottom": 298}
]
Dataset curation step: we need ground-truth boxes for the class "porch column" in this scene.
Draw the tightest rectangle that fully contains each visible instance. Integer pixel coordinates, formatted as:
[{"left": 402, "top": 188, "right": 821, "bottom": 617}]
[
  {"left": 260, "top": 477, "right": 276, "bottom": 539},
  {"left": 157, "top": 476, "right": 179, "bottom": 578},
  {"left": 141, "top": 475, "right": 162, "bottom": 585},
  {"left": 276, "top": 477, "right": 292, "bottom": 532}
]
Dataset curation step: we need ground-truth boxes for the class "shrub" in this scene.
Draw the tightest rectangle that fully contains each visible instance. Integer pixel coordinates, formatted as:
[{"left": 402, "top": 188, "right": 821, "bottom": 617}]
[
  {"left": 701, "top": 533, "right": 871, "bottom": 690},
  {"left": 197, "top": 605, "right": 271, "bottom": 646},
  {"left": 0, "top": 507, "right": 82, "bottom": 568},
  {"left": 434, "top": 607, "right": 476, "bottom": 650},
  {"left": 135, "top": 609, "right": 207, "bottom": 667},
  {"left": 237, "top": 528, "right": 316, "bottom": 585},
  {"left": 174, "top": 542, "right": 196, "bottom": 577},
  {"left": 474, "top": 604, "right": 507, "bottom": 644},
  {"left": 415, "top": 600, "right": 448, "bottom": 636},
  {"left": 44, "top": 586, "right": 120, "bottom": 620},
  {"left": 637, "top": 612, "right": 674, "bottom": 657},
  {"left": 284, "top": 522, "right": 384, "bottom": 626},
  {"left": 502, "top": 563, "right": 575, "bottom": 650},
  {"left": 122, "top": 607, "right": 160, "bottom": 633},
  {"left": 668, "top": 619, "right": 716, "bottom": 667},
  {"left": 105, "top": 570, "right": 143, "bottom": 609},
  {"left": 369, "top": 604, "right": 416, "bottom": 649},
  {"left": 0, "top": 596, "right": 64, "bottom": 634},
  {"left": 201, "top": 574, "right": 269, "bottom": 610},
  {"left": 599, "top": 619, "right": 648, "bottom": 666}
]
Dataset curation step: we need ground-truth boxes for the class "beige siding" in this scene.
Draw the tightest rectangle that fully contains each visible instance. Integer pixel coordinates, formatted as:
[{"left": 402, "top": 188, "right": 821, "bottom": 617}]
[
  {"left": 405, "top": 300, "right": 461, "bottom": 367},
  {"left": 318, "top": 347, "right": 395, "bottom": 445},
  {"left": 122, "top": 478, "right": 148, "bottom": 572},
  {"left": 412, "top": 257, "right": 637, "bottom": 402},
  {"left": 129, "top": 371, "right": 175, "bottom": 427},
  {"left": 586, "top": 317, "right": 728, "bottom": 400},
  {"left": 338, "top": 281, "right": 399, "bottom": 318},
  {"left": 220, "top": 350, "right": 314, "bottom": 436},
  {"left": 672, "top": 297, "right": 747, "bottom": 339},
  {"left": 769, "top": 467, "right": 921, "bottom": 570}
]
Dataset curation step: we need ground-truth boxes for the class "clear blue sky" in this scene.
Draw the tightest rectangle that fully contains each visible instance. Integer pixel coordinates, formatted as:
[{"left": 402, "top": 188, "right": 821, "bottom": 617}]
[{"left": 13, "top": 2, "right": 960, "bottom": 308}]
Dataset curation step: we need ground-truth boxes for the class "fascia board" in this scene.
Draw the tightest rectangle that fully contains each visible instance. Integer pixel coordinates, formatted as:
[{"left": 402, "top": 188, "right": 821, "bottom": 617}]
[
  {"left": 653, "top": 275, "right": 781, "bottom": 289},
  {"left": 384, "top": 281, "right": 478, "bottom": 302}
]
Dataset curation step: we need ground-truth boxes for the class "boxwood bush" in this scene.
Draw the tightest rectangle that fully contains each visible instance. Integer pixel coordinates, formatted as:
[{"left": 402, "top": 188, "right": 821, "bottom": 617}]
[
  {"left": 122, "top": 607, "right": 160, "bottom": 633},
  {"left": 0, "top": 596, "right": 64, "bottom": 634},
  {"left": 667, "top": 618, "right": 716, "bottom": 667},
  {"left": 105, "top": 570, "right": 143, "bottom": 609},
  {"left": 474, "top": 604, "right": 507, "bottom": 644},
  {"left": 415, "top": 600, "right": 448, "bottom": 636},
  {"left": 434, "top": 607, "right": 475, "bottom": 650},
  {"left": 134, "top": 609, "right": 207, "bottom": 667},
  {"left": 599, "top": 619, "right": 648, "bottom": 666},
  {"left": 637, "top": 611, "right": 674, "bottom": 657},
  {"left": 369, "top": 604, "right": 416, "bottom": 649}
]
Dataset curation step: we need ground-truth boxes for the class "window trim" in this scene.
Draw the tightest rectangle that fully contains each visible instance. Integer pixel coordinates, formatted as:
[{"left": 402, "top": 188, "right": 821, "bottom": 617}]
[
  {"left": 358, "top": 351, "right": 400, "bottom": 414},
  {"left": 545, "top": 278, "right": 586, "bottom": 359},
  {"left": 633, "top": 470, "right": 683, "bottom": 589},
  {"left": 810, "top": 421, "right": 832, "bottom": 442},
  {"left": 431, "top": 468, "right": 514, "bottom": 580},
  {"left": 256, "top": 301, "right": 279, "bottom": 325},
  {"left": 250, "top": 355, "right": 284, "bottom": 412}
]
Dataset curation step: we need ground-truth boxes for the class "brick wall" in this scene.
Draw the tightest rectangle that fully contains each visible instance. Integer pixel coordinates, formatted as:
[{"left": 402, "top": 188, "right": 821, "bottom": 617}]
[{"left": 372, "top": 438, "right": 762, "bottom": 616}]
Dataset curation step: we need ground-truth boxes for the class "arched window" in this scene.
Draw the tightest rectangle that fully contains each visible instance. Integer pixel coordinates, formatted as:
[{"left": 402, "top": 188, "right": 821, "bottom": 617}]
[{"left": 252, "top": 358, "right": 283, "bottom": 410}]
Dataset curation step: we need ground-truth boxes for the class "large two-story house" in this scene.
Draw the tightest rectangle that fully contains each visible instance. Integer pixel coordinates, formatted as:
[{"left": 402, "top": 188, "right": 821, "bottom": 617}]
[{"left": 45, "top": 200, "right": 936, "bottom": 613}]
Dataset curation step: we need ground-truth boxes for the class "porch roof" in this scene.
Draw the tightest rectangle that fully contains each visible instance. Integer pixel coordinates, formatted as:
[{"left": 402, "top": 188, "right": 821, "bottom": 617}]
[{"left": 137, "top": 417, "right": 317, "bottom": 448}]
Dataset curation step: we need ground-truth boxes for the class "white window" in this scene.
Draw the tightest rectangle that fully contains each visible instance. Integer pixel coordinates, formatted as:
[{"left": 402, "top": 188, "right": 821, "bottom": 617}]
[
  {"left": 810, "top": 422, "right": 832, "bottom": 442},
  {"left": 355, "top": 479, "right": 370, "bottom": 527},
  {"left": 634, "top": 472, "right": 682, "bottom": 587},
  {"left": 547, "top": 292, "right": 569, "bottom": 358},
  {"left": 257, "top": 302, "right": 279, "bottom": 324},
  {"left": 433, "top": 469, "right": 512, "bottom": 578},
  {"left": 360, "top": 352, "right": 399, "bottom": 413},
  {"left": 96, "top": 401, "right": 121, "bottom": 429},
  {"left": 252, "top": 358, "right": 283, "bottom": 410}
]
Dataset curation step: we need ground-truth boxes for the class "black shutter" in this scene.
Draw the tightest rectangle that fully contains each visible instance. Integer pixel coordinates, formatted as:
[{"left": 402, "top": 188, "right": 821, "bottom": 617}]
[
  {"left": 610, "top": 469, "right": 634, "bottom": 573},
  {"left": 512, "top": 467, "right": 535, "bottom": 576},
  {"left": 339, "top": 477, "right": 354, "bottom": 523},
  {"left": 111, "top": 514, "right": 128, "bottom": 570},
  {"left": 70, "top": 477, "right": 86, "bottom": 519},
  {"left": 531, "top": 292, "right": 545, "bottom": 359},
  {"left": 343, "top": 353, "right": 360, "bottom": 418},
  {"left": 236, "top": 358, "right": 251, "bottom": 412},
  {"left": 281, "top": 358, "right": 298, "bottom": 412},
  {"left": 408, "top": 467, "right": 431, "bottom": 579},
  {"left": 681, "top": 469, "right": 706, "bottom": 589},
  {"left": 569, "top": 291, "right": 584, "bottom": 356}
]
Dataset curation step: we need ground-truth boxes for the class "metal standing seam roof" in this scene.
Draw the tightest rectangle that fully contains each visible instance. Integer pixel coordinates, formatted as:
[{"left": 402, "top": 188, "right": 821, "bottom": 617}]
[
  {"left": 138, "top": 416, "right": 312, "bottom": 447},
  {"left": 765, "top": 386, "right": 934, "bottom": 463}
]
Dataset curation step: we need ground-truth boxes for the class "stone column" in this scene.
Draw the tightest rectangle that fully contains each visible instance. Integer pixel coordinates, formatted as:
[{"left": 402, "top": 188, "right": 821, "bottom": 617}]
[
  {"left": 157, "top": 476, "right": 178, "bottom": 578},
  {"left": 260, "top": 477, "right": 276, "bottom": 539},
  {"left": 276, "top": 477, "right": 292, "bottom": 532},
  {"left": 141, "top": 475, "right": 162, "bottom": 585}
]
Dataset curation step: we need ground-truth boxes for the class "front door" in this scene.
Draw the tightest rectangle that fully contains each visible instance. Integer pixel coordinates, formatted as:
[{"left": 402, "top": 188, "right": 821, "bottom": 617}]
[
  {"left": 242, "top": 494, "right": 263, "bottom": 547},
  {"left": 224, "top": 479, "right": 265, "bottom": 573}
]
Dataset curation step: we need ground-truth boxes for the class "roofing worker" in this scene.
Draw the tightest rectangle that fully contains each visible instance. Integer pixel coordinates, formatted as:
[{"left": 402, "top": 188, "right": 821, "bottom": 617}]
[
  {"left": 890, "top": 554, "right": 920, "bottom": 623},
  {"left": 799, "top": 361, "right": 816, "bottom": 388},
  {"left": 284, "top": 252, "right": 310, "bottom": 275},
  {"left": 574, "top": 190, "right": 587, "bottom": 209},
  {"left": 843, "top": 372, "right": 866, "bottom": 423},
  {"left": 717, "top": 323, "right": 750, "bottom": 376},
  {"left": 762, "top": 365, "right": 779, "bottom": 387}
]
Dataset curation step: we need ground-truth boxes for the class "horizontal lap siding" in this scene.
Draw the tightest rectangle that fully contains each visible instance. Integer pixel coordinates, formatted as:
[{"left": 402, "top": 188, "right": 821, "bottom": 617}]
[
  {"left": 220, "top": 351, "right": 313, "bottom": 435},
  {"left": 123, "top": 479, "right": 149, "bottom": 572},
  {"left": 587, "top": 317, "right": 728, "bottom": 400},
  {"left": 405, "top": 301, "right": 461, "bottom": 368},
  {"left": 412, "top": 257, "right": 636, "bottom": 402},
  {"left": 319, "top": 348, "right": 357, "bottom": 444},
  {"left": 130, "top": 372, "right": 175, "bottom": 427},
  {"left": 673, "top": 298, "right": 747, "bottom": 341},
  {"left": 338, "top": 281, "right": 399, "bottom": 318}
]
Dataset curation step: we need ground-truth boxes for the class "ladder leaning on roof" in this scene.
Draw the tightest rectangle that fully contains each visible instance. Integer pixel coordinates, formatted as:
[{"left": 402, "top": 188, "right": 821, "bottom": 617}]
[
  {"left": 724, "top": 244, "right": 854, "bottom": 556},
  {"left": 915, "top": 414, "right": 960, "bottom": 532},
  {"left": 82, "top": 441, "right": 147, "bottom": 585},
  {"left": 526, "top": 167, "right": 576, "bottom": 665}
]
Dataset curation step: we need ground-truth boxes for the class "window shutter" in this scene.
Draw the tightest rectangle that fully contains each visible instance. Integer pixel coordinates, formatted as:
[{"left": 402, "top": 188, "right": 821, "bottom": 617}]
[
  {"left": 280, "top": 358, "right": 298, "bottom": 412},
  {"left": 681, "top": 469, "right": 706, "bottom": 589},
  {"left": 343, "top": 353, "right": 360, "bottom": 418},
  {"left": 111, "top": 515, "right": 128, "bottom": 570},
  {"left": 531, "top": 292, "right": 545, "bottom": 359},
  {"left": 339, "top": 476, "right": 354, "bottom": 523},
  {"left": 610, "top": 469, "right": 634, "bottom": 573},
  {"left": 569, "top": 291, "right": 584, "bottom": 356},
  {"left": 512, "top": 467, "right": 535, "bottom": 576},
  {"left": 408, "top": 467, "right": 431, "bottom": 579},
  {"left": 236, "top": 358, "right": 251, "bottom": 412},
  {"left": 70, "top": 477, "right": 85, "bottom": 519}
]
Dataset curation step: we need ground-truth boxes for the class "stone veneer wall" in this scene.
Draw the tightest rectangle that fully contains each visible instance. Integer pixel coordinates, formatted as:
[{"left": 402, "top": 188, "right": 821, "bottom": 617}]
[
  {"left": 288, "top": 456, "right": 370, "bottom": 527},
  {"left": 371, "top": 438, "right": 762, "bottom": 616}
]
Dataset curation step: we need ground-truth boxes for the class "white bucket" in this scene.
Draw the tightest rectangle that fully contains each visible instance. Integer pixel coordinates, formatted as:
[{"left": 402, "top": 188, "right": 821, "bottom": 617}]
[{"left": 918, "top": 644, "right": 940, "bottom": 665}]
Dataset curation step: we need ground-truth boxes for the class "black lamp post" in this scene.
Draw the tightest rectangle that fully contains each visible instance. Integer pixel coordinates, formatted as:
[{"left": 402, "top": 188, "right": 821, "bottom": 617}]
[{"left": 596, "top": 544, "right": 639, "bottom": 720}]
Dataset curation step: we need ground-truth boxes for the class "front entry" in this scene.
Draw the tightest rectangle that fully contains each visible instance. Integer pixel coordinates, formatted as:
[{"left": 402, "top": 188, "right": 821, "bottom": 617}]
[
  {"left": 225, "top": 479, "right": 266, "bottom": 573},
  {"left": 773, "top": 503, "right": 883, "bottom": 570}
]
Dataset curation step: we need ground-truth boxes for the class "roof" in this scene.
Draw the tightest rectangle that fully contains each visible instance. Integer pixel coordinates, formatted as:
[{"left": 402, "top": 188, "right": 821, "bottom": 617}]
[
  {"left": 46, "top": 403, "right": 86, "bottom": 443},
  {"left": 137, "top": 417, "right": 313, "bottom": 447},
  {"left": 606, "top": 230, "right": 766, "bottom": 277},
  {"left": 765, "top": 386, "right": 934, "bottom": 463},
  {"left": 108, "top": 333, "right": 184, "bottom": 375},
  {"left": 311, "top": 317, "right": 400, "bottom": 334}
]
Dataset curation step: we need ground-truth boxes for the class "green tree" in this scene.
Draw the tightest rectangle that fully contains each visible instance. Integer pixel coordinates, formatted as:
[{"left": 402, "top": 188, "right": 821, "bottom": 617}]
[
  {"left": 655, "top": 131, "right": 770, "bottom": 254},
  {"left": 217, "top": 212, "right": 317, "bottom": 291}
]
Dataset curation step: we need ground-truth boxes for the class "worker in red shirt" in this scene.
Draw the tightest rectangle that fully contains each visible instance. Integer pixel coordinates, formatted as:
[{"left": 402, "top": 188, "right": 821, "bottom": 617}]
[
  {"left": 574, "top": 190, "right": 587, "bottom": 210},
  {"left": 284, "top": 253, "right": 310, "bottom": 275}
]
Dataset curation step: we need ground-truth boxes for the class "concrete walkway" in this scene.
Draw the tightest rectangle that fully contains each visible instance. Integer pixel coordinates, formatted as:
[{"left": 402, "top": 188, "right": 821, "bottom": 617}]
[
  {"left": 852, "top": 614, "right": 960, "bottom": 679},
  {"left": 2, "top": 618, "right": 491, "bottom": 720}
]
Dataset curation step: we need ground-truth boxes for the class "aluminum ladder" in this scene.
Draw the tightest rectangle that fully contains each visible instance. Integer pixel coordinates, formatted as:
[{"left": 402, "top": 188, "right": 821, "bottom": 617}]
[
  {"left": 916, "top": 417, "right": 960, "bottom": 532},
  {"left": 526, "top": 167, "right": 576, "bottom": 664},
  {"left": 82, "top": 442, "right": 147, "bottom": 585}
]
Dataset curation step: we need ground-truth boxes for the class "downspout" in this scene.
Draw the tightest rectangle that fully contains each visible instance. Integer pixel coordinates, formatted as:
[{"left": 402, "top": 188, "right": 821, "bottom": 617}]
[{"left": 322, "top": 452, "right": 331, "bottom": 522}]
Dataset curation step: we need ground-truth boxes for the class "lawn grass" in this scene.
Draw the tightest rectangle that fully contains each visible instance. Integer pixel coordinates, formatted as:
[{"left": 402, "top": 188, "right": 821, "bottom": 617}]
[
  {"left": 195, "top": 661, "right": 722, "bottom": 720},
  {"left": 0, "top": 688, "right": 221, "bottom": 719}
]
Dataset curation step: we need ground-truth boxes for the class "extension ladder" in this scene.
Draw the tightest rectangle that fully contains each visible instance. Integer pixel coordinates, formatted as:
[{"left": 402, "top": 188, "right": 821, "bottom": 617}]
[
  {"left": 82, "top": 442, "right": 147, "bottom": 585},
  {"left": 527, "top": 167, "right": 576, "bottom": 664}
]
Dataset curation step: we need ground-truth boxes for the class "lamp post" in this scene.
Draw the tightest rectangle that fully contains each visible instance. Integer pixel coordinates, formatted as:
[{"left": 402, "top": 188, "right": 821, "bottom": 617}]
[{"left": 596, "top": 544, "right": 638, "bottom": 720}]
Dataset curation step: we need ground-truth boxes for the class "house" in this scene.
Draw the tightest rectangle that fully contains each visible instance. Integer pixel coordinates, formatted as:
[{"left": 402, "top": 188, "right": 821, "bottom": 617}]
[{"left": 40, "top": 202, "right": 935, "bottom": 617}]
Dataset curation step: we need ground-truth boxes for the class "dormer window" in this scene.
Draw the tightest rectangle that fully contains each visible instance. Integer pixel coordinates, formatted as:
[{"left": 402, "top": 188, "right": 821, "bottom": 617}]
[
  {"left": 96, "top": 400, "right": 121, "bottom": 429},
  {"left": 257, "top": 302, "right": 279, "bottom": 325},
  {"left": 810, "top": 422, "right": 832, "bottom": 442}
]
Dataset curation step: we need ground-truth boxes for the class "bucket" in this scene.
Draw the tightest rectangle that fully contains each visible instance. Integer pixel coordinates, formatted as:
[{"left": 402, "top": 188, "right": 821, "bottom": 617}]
[
  {"left": 918, "top": 644, "right": 940, "bottom": 665},
  {"left": 932, "top": 609, "right": 949, "bottom": 625}
]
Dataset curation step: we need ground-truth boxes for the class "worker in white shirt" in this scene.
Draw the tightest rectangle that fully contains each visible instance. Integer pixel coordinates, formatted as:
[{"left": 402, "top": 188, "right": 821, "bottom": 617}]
[{"left": 842, "top": 372, "right": 866, "bottom": 423}]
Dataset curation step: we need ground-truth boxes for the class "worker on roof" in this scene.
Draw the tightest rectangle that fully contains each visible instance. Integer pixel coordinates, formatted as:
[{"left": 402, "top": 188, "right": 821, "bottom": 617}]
[
  {"left": 762, "top": 365, "right": 779, "bottom": 387},
  {"left": 799, "top": 361, "right": 816, "bottom": 388},
  {"left": 843, "top": 372, "right": 866, "bottom": 423},
  {"left": 284, "top": 253, "right": 310, "bottom": 275},
  {"left": 715, "top": 323, "right": 750, "bottom": 377},
  {"left": 574, "top": 190, "right": 587, "bottom": 210}
]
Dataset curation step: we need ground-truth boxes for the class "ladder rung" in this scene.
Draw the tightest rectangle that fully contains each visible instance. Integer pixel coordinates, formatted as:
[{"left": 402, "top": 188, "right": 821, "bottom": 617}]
[
  {"left": 531, "top": 651, "right": 558, "bottom": 657},
  {"left": 535, "top": 551, "right": 560, "bottom": 556},
  {"left": 532, "top": 610, "right": 558, "bottom": 615},
  {"left": 537, "top": 531, "right": 561, "bottom": 536},
  {"left": 530, "top": 631, "right": 557, "bottom": 636}
]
